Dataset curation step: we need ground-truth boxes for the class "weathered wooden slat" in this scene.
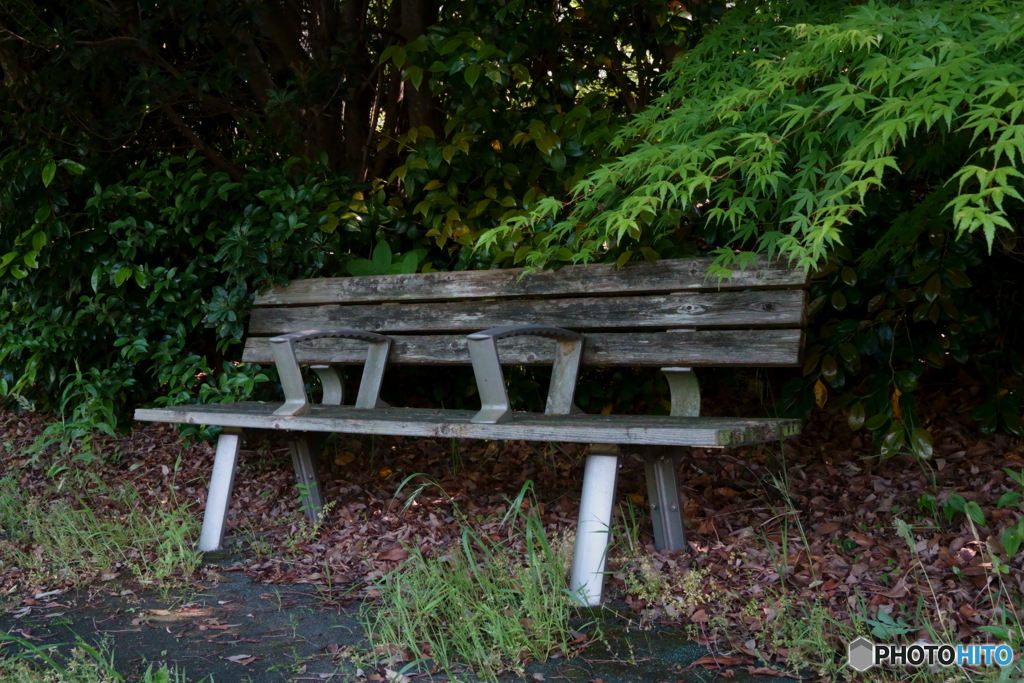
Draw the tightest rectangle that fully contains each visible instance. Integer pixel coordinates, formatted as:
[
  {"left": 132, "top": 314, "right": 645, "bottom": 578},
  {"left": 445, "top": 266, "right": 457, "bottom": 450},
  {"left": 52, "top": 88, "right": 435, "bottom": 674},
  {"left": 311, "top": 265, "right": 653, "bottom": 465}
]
[
  {"left": 254, "top": 256, "right": 807, "bottom": 307},
  {"left": 249, "top": 290, "right": 807, "bottom": 335},
  {"left": 242, "top": 329, "right": 804, "bottom": 367},
  {"left": 135, "top": 403, "right": 802, "bottom": 447}
]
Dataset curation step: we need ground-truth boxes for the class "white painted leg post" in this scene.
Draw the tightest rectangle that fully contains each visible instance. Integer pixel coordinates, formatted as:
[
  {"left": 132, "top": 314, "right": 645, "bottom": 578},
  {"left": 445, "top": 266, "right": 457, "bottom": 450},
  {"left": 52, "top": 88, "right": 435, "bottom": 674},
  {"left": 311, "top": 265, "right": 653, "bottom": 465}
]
[
  {"left": 570, "top": 443, "right": 620, "bottom": 606},
  {"left": 198, "top": 427, "right": 242, "bottom": 552}
]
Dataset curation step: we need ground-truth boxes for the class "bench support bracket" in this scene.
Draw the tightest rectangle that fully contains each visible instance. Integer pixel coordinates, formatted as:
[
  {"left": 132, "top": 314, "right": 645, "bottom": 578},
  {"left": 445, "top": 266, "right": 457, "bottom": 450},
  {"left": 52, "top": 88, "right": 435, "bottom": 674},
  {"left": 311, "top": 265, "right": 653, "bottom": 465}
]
[
  {"left": 663, "top": 366, "right": 701, "bottom": 418},
  {"left": 198, "top": 427, "right": 242, "bottom": 552},
  {"left": 311, "top": 365, "right": 343, "bottom": 405},
  {"left": 467, "top": 325, "right": 584, "bottom": 424},
  {"left": 570, "top": 443, "right": 620, "bottom": 606},
  {"left": 270, "top": 330, "right": 392, "bottom": 416}
]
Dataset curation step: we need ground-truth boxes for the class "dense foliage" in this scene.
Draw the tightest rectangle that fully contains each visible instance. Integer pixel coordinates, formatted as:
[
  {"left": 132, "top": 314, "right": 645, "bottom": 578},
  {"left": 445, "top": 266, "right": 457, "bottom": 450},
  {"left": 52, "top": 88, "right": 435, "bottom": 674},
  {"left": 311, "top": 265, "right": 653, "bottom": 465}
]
[
  {"left": 487, "top": 0, "right": 1024, "bottom": 269},
  {"left": 3, "top": 0, "right": 1024, "bottom": 456},
  {"left": 483, "top": 0, "right": 1024, "bottom": 456},
  {"left": 0, "top": 0, "right": 717, "bottom": 432},
  {"left": 0, "top": 154, "right": 365, "bottom": 436}
]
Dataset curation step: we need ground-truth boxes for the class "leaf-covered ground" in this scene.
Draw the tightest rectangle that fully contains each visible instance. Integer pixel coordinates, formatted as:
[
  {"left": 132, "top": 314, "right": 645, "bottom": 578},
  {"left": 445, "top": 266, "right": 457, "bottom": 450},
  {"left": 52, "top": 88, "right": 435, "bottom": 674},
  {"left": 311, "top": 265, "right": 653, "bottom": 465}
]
[{"left": 1, "top": 379, "right": 1022, "bottom": 678}]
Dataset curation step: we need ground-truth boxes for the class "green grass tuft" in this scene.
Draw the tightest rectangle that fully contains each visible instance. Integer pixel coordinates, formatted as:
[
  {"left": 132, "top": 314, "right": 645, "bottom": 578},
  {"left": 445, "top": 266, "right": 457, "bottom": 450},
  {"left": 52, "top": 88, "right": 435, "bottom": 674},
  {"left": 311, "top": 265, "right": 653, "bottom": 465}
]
[
  {"left": 363, "top": 481, "right": 577, "bottom": 680},
  {"left": 0, "top": 632, "right": 196, "bottom": 683},
  {"left": 0, "top": 470, "right": 201, "bottom": 587}
]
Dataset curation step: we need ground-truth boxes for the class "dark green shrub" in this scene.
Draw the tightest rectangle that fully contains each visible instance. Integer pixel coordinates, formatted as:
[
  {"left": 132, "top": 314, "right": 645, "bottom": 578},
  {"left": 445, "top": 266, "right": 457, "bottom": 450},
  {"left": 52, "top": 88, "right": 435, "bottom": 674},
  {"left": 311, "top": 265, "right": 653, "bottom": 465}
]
[{"left": 0, "top": 152, "right": 369, "bottom": 434}]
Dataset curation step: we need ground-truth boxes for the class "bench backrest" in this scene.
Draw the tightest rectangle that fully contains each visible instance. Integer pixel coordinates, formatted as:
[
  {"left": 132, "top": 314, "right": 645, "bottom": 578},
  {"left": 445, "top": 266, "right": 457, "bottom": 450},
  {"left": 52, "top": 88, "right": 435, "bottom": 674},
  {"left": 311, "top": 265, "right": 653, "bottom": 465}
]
[{"left": 242, "top": 256, "right": 808, "bottom": 368}]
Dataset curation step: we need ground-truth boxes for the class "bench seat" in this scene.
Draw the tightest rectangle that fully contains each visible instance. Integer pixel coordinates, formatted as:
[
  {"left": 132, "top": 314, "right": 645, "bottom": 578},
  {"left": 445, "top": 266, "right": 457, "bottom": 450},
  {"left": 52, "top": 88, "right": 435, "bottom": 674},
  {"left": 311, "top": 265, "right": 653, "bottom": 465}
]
[{"left": 136, "top": 403, "right": 802, "bottom": 446}]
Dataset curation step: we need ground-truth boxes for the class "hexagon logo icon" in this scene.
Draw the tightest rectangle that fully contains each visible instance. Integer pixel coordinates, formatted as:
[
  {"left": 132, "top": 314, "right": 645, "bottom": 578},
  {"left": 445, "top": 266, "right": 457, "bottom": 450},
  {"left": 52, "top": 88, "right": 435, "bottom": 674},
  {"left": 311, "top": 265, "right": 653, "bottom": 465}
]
[{"left": 848, "top": 637, "right": 875, "bottom": 671}]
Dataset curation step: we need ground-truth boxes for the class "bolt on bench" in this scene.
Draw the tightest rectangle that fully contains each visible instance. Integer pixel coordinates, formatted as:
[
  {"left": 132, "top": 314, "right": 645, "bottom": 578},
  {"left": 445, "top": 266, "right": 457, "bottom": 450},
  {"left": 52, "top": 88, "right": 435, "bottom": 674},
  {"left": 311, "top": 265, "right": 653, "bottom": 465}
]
[{"left": 135, "top": 256, "right": 807, "bottom": 605}]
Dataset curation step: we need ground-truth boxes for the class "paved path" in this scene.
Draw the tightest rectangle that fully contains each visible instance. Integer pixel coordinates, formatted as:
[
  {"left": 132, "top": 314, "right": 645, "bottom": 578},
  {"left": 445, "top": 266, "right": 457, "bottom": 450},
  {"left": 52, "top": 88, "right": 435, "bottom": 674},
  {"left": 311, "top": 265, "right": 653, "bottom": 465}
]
[{"left": 1, "top": 561, "right": 797, "bottom": 683}]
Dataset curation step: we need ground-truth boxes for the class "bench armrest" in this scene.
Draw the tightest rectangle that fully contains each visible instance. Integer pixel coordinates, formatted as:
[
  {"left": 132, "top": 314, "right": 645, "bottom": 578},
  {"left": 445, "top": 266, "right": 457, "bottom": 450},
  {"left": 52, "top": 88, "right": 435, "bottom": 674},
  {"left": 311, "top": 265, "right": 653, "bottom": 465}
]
[
  {"left": 466, "top": 325, "right": 584, "bottom": 424},
  {"left": 269, "top": 329, "right": 392, "bottom": 416}
]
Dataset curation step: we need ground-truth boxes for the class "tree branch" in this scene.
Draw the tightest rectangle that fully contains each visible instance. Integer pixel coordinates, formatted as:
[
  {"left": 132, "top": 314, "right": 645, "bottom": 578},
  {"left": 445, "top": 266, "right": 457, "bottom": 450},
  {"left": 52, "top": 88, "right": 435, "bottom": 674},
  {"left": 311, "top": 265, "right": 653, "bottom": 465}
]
[
  {"left": 253, "top": 0, "right": 309, "bottom": 69},
  {"left": 76, "top": 33, "right": 258, "bottom": 142},
  {"left": 75, "top": 36, "right": 139, "bottom": 47},
  {"left": 398, "top": 0, "right": 440, "bottom": 132},
  {"left": 0, "top": 37, "right": 20, "bottom": 86},
  {"left": 161, "top": 104, "right": 244, "bottom": 181}
]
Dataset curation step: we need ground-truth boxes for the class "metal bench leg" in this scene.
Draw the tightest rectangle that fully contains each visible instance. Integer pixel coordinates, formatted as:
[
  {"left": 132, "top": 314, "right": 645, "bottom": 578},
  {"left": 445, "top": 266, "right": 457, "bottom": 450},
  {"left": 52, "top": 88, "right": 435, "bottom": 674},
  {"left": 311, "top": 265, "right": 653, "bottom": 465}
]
[
  {"left": 198, "top": 428, "right": 242, "bottom": 552},
  {"left": 637, "top": 365, "right": 699, "bottom": 552},
  {"left": 288, "top": 435, "right": 324, "bottom": 522},
  {"left": 570, "top": 443, "right": 619, "bottom": 606},
  {"left": 642, "top": 449, "right": 686, "bottom": 551}
]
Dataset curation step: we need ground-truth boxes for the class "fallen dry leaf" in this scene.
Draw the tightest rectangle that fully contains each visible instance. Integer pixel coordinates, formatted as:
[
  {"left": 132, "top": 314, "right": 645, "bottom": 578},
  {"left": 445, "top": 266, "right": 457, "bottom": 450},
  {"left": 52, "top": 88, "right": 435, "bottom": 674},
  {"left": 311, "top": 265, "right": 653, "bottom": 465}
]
[
  {"left": 377, "top": 548, "right": 409, "bottom": 562},
  {"left": 690, "top": 655, "right": 752, "bottom": 669},
  {"left": 145, "top": 608, "right": 214, "bottom": 622},
  {"left": 879, "top": 577, "right": 910, "bottom": 599},
  {"left": 845, "top": 531, "right": 875, "bottom": 546},
  {"left": 383, "top": 669, "right": 410, "bottom": 683},
  {"left": 747, "top": 666, "right": 802, "bottom": 679},
  {"left": 198, "top": 622, "right": 241, "bottom": 631}
]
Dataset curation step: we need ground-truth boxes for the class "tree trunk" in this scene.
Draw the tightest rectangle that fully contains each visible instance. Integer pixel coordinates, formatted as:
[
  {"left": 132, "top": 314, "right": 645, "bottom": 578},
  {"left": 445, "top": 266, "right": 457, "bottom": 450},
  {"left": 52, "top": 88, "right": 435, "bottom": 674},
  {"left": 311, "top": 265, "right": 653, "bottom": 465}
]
[{"left": 399, "top": 0, "right": 440, "bottom": 133}]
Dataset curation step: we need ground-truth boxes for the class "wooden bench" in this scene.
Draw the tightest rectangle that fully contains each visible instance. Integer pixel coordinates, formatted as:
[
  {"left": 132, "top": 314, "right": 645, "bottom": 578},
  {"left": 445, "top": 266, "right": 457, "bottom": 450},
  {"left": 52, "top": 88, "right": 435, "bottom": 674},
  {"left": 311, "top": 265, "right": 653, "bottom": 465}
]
[{"left": 135, "top": 256, "right": 807, "bottom": 605}]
